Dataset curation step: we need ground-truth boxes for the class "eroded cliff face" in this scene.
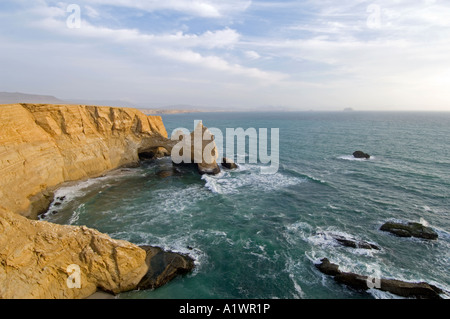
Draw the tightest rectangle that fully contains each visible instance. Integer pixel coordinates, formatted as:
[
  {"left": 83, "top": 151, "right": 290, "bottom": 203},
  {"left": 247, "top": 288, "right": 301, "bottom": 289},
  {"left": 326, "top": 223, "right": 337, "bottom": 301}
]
[
  {"left": 0, "top": 103, "right": 175, "bottom": 299},
  {"left": 0, "top": 206, "right": 148, "bottom": 299},
  {"left": 0, "top": 103, "right": 169, "bottom": 219}
]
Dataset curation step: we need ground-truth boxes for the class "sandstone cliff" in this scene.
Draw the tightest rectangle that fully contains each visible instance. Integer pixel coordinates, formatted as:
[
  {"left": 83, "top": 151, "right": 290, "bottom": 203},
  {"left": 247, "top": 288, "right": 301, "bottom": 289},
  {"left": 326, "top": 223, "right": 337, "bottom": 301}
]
[
  {"left": 0, "top": 206, "right": 148, "bottom": 299},
  {"left": 0, "top": 103, "right": 169, "bottom": 219},
  {"left": 0, "top": 104, "right": 181, "bottom": 299}
]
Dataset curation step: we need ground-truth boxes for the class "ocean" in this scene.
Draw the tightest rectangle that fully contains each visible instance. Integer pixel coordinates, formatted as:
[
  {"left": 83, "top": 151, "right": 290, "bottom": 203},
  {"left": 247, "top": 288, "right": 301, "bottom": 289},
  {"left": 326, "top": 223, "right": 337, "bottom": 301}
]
[{"left": 41, "top": 111, "right": 450, "bottom": 299}]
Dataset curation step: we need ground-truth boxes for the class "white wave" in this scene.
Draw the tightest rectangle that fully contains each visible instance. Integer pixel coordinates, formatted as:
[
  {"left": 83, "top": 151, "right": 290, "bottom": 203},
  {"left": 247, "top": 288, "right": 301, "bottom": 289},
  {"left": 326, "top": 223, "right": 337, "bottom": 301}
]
[
  {"left": 338, "top": 155, "right": 375, "bottom": 161},
  {"left": 68, "top": 204, "right": 84, "bottom": 225},
  {"left": 41, "top": 168, "right": 144, "bottom": 220},
  {"left": 368, "top": 289, "right": 404, "bottom": 299},
  {"left": 149, "top": 184, "right": 211, "bottom": 216},
  {"left": 202, "top": 164, "right": 304, "bottom": 195},
  {"left": 290, "top": 274, "right": 306, "bottom": 299}
]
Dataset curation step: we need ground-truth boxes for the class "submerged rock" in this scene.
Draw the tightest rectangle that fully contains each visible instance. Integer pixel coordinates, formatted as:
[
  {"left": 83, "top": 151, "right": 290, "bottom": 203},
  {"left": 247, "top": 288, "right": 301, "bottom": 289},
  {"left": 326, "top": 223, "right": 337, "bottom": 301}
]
[
  {"left": 315, "top": 258, "right": 444, "bottom": 299},
  {"left": 380, "top": 221, "right": 438, "bottom": 240},
  {"left": 156, "top": 169, "right": 177, "bottom": 178},
  {"left": 353, "top": 151, "right": 370, "bottom": 159},
  {"left": 137, "top": 246, "right": 195, "bottom": 290},
  {"left": 221, "top": 157, "right": 238, "bottom": 169},
  {"left": 330, "top": 234, "right": 381, "bottom": 250}
]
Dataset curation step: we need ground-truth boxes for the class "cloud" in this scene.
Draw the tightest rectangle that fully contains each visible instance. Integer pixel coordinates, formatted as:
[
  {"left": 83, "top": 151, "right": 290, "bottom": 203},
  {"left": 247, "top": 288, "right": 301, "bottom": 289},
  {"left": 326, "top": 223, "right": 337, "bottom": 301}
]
[
  {"left": 1, "top": 0, "right": 449, "bottom": 110},
  {"left": 16, "top": 1, "right": 284, "bottom": 84},
  {"left": 81, "top": 0, "right": 252, "bottom": 18},
  {"left": 156, "top": 49, "right": 286, "bottom": 82},
  {"left": 244, "top": 50, "right": 261, "bottom": 60}
]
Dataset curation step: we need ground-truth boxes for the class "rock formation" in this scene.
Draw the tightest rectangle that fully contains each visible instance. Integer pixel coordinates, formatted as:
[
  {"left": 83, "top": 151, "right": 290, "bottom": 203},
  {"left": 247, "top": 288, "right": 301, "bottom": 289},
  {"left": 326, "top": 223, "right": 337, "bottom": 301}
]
[
  {"left": 139, "top": 147, "right": 170, "bottom": 161},
  {"left": 0, "top": 104, "right": 193, "bottom": 299},
  {"left": 0, "top": 206, "right": 148, "bottom": 299},
  {"left": 353, "top": 151, "right": 370, "bottom": 159},
  {"left": 315, "top": 258, "right": 443, "bottom": 299},
  {"left": 137, "top": 246, "right": 195, "bottom": 290},
  {"left": 0, "top": 103, "right": 171, "bottom": 219},
  {"left": 380, "top": 221, "right": 438, "bottom": 240},
  {"left": 329, "top": 234, "right": 380, "bottom": 250},
  {"left": 171, "top": 121, "right": 221, "bottom": 175},
  {"left": 221, "top": 157, "right": 238, "bottom": 170}
]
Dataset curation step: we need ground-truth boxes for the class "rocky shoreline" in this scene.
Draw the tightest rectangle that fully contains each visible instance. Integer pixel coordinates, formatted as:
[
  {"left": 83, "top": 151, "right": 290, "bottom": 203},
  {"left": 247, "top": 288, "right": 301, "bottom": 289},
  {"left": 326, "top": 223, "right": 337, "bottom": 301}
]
[{"left": 0, "top": 104, "right": 201, "bottom": 299}]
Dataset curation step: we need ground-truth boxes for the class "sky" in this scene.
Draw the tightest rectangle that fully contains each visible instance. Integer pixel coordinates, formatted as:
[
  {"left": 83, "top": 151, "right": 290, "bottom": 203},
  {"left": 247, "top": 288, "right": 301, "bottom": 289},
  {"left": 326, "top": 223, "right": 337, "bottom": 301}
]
[{"left": 0, "top": 0, "right": 449, "bottom": 111}]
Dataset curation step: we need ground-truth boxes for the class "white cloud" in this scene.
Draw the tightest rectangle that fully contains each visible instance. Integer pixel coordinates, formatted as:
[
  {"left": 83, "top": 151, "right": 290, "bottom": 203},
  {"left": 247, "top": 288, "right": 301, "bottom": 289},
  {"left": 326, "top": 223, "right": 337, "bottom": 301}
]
[
  {"left": 20, "top": 1, "right": 283, "bottom": 84},
  {"left": 84, "top": 5, "right": 100, "bottom": 19},
  {"left": 83, "top": 0, "right": 252, "bottom": 18},
  {"left": 156, "top": 48, "right": 286, "bottom": 82},
  {"left": 244, "top": 50, "right": 261, "bottom": 60},
  {"left": 2, "top": 0, "right": 450, "bottom": 110}
]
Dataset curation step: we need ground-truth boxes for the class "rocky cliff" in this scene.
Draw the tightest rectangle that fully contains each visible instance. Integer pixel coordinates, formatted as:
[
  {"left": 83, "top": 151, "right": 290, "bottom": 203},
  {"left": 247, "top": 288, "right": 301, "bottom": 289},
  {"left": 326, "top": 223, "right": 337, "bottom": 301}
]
[
  {"left": 0, "top": 103, "right": 169, "bottom": 219},
  {"left": 0, "top": 206, "right": 148, "bottom": 299},
  {"left": 0, "top": 104, "right": 179, "bottom": 299}
]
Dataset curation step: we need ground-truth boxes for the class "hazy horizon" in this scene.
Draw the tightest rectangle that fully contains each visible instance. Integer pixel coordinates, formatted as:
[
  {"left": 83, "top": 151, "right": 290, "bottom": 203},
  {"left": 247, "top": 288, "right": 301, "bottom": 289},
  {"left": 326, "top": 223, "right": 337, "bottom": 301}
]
[{"left": 1, "top": 1, "right": 449, "bottom": 112}]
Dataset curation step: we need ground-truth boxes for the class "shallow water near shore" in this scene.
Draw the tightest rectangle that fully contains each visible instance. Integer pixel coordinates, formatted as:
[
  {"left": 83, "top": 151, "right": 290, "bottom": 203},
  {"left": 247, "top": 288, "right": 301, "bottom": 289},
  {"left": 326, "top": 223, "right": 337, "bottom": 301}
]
[{"left": 42, "top": 111, "right": 450, "bottom": 299}]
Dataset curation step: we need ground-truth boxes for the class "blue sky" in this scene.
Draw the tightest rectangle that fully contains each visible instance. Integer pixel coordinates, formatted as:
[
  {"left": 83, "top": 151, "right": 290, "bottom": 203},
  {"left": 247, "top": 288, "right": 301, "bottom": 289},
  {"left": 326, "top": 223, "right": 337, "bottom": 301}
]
[{"left": 1, "top": 0, "right": 449, "bottom": 111}]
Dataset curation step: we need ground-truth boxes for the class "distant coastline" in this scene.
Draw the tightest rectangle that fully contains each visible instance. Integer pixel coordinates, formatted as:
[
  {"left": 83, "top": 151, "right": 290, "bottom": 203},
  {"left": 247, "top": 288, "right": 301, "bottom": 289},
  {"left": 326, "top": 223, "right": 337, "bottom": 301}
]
[{"left": 138, "top": 108, "right": 214, "bottom": 115}]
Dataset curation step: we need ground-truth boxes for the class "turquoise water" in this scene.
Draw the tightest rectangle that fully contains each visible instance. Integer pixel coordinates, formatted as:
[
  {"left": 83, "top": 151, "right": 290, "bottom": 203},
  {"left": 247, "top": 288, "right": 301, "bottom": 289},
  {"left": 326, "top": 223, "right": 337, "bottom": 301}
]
[{"left": 42, "top": 112, "right": 450, "bottom": 299}]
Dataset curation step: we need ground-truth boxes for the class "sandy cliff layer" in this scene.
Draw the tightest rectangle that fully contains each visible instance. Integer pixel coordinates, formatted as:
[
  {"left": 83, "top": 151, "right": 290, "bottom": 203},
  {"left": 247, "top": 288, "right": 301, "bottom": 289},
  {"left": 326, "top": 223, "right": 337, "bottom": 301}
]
[
  {"left": 0, "top": 104, "right": 176, "bottom": 299},
  {"left": 0, "top": 206, "right": 148, "bottom": 299},
  {"left": 0, "top": 103, "right": 169, "bottom": 219}
]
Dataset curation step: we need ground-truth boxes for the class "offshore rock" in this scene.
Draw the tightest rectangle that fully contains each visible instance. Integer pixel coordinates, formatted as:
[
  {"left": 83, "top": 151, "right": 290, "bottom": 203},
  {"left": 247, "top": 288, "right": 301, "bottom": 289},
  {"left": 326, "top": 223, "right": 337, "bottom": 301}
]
[
  {"left": 330, "top": 234, "right": 381, "bottom": 250},
  {"left": 353, "top": 151, "right": 370, "bottom": 159},
  {"left": 315, "top": 258, "right": 443, "bottom": 299},
  {"left": 221, "top": 157, "right": 238, "bottom": 170},
  {"left": 315, "top": 258, "right": 341, "bottom": 276},
  {"left": 171, "top": 121, "right": 221, "bottom": 175},
  {"left": 380, "top": 221, "right": 438, "bottom": 240}
]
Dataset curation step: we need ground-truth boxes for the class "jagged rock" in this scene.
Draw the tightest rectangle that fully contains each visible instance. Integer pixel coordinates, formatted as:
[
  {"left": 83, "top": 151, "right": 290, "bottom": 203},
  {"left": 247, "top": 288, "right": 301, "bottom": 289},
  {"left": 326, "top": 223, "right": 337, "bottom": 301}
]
[
  {"left": 380, "top": 221, "right": 438, "bottom": 240},
  {"left": 330, "top": 234, "right": 381, "bottom": 250},
  {"left": 315, "top": 258, "right": 341, "bottom": 276},
  {"left": 221, "top": 157, "right": 238, "bottom": 169},
  {"left": 137, "top": 246, "right": 195, "bottom": 290},
  {"left": 171, "top": 121, "right": 221, "bottom": 175},
  {"left": 315, "top": 258, "right": 444, "bottom": 299},
  {"left": 334, "top": 272, "right": 370, "bottom": 291},
  {"left": 0, "top": 207, "right": 148, "bottom": 299},
  {"left": 353, "top": 151, "right": 370, "bottom": 159}
]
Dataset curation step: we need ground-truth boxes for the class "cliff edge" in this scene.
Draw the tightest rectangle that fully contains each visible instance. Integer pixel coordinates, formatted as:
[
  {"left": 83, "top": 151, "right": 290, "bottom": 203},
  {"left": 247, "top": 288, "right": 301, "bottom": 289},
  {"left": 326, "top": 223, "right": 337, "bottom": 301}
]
[
  {"left": 0, "top": 206, "right": 148, "bottom": 299},
  {"left": 0, "top": 104, "right": 177, "bottom": 299},
  {"left": 0, "top": 103, "right": 169, "bottom": 219}
]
